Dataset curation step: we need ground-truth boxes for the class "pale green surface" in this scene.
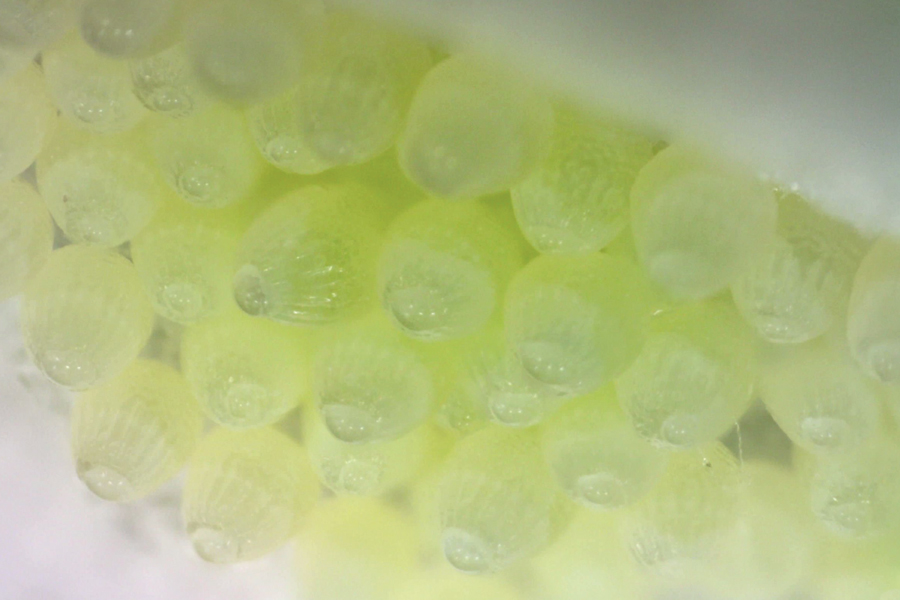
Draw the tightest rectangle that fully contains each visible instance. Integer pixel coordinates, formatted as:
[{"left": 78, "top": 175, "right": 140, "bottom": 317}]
[
  {"left": 296, "top": 497, "right": 419, "bottom": 600},
  {"left": 182, "top": 427, "right": 320, "bottom": 563},
  {"left": 847, "top": 236, "right": 900, "bottom": 384},
  {"left": 21, "top": 245, "right": 155, "bottom": 390},
  {"left": 0, "top": 179, "right": 54, "bottom": 300},
  {"left": 180, "top": 310, "right": 310, "bottom": 429},
  {"left": 398, "top": 54, "right": 554, "bottom": 200},
  {"left": 541, "top": 387, "right": 667, "bottom": 510},
  {"left": 149, "top": 103, "right": 265, "bottom": 208},
  {"left": 131, "top": 201, "right": 246, "bottom": 324},
  {"left": 630, "top": 145, "right": 777, "bottom": 300},
  {"left": 43, "top": 32, "right": 149, "bottom": 133},
  {"left": 732, "top": 192, "right": 869, "bottom": 344},
  {"left": 379, "top": 199, "right": 523, "bottom": 341},
  {"left": 616, "top": 300, "right": 756, "bottom": 449},
  {"left": 71, "top": 359, "right": 203, "bottom": 502},
  {"left": 512, "top": 106, "right": 654, "bottom": 255},
  {"left": 391, "top": 566, "right": 524, "bottom": 600},
  {"left": 504, "top": 253, "right": 652, "bottom": 398},
  {"left": 313, "top": 315, "right": 434, "bottom": 443},
  {"left": 37, "top": 121, "right": 166, "bottom": 246},
  {"left": 0, "top": 63, "right": 55, "bottom": 182},
  {"left": 233, "top": 184, "right": 390, "bottom": 326},
  {"left": 435, "top": 427, "right": 570, "bottom": 574}
]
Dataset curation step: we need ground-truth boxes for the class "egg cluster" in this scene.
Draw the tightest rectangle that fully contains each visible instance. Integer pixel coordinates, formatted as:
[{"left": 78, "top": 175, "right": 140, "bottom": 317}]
[{"left": 2, "top": 1, "right": 900, "bottom": 599}]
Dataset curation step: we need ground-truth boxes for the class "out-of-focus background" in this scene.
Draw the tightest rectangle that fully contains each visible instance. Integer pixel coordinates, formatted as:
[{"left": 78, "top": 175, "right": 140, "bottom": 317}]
[{"left": 2, "top": 0, "right": 900, "bottom": 598}]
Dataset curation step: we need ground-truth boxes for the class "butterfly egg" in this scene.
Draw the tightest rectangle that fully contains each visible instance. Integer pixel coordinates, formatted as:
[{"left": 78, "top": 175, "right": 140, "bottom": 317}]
[
  {"left": 0, "top": 63, "right": 56, "bottom": 182},
  {"left": 36, "top": 121, "right": 166, "bottom": 246},
  {"left": 313, "top": 315, "right": 435, "bottom": 443},
  {"left": 233, "top": 183, "right": 395, "bottom": 326},
  {"left": 131, "top": 202, "right": 246, "bottom": 324},
  {"left": 434, "top": 427, "right": 571, "bottom": 574},
  {"left": 182, "top": 427, "right": 319, "bottom": 563},
  {"left": 511, "top": 106, "right": 654, "bottom": 255},
  {"left": 183, "top": 0, "right": 325, "bottom": 103},
  {"left": 630, "top": 145, "right": 777, "bottom": 300},
  {"left": 296, "top": 497, "right": 419, "bottom": 600},
  {"left": 0, "top": 0, "right": 82, "bottom": 52},
  {"left": 623, "top": 442, "right": 742, "bottom": 575},
  {"left": 809, "top": 440, "right": 900, "bottom": 539},
  {"left": 180, "top": 310, "right": 310, "bottom": 429},
  {"left": 43, "top": 32, "right": 149, "bottom": 133},
  {"left": 616, "top": 300, "right": 756, "bottom": 450},
  {"left": 732, "top": 192, "right": 870, "bottom": 344},
  {"left": 847, "top": 236, "right": 900, "bottom": 383},
  {"left": 149, "top": 103, "right": 265, "bottom": 208},
  {"left": 305, "top": 410, "right": 444, "bottom": 496},
  {"left": 80, "top": 0, "right": 183, "bottom": 58},
  {"left": 757, "top": 337, "right": 884, "bottom": 455},
  {"left": 703, "top": 462, "right": 818, "bottom": 599},
  {"left": 398, "top": 54, "right": 554, "bottom": 200},
  {"left": 0, "top": 179, "right": 54, "bottom": 300},
  {"left": 293, "top": 11, "right": 431, "bottom": 169},
  {"left": 391, "top": 566, "right": 525, "bottom": 600},
  {"left": 529, "top": 509, "right": 645, "bottom": 600},
  {"left": 379, "top": 199, "right": 524, "bottom": 341},
  {"left": 541, "top": 386, "right": 668, "bottom": 510},
  {"left": 129, "top": 42, "right": 210, "bottom": 118},
  {"left": 21, "top": 245, "right": 154, "bottom": 389},
  {"left": 71, "top": 359, "right": 202, "bottom": 502},
  {"left": 504, "top": 253, "right": 653, "bottom": 398}
]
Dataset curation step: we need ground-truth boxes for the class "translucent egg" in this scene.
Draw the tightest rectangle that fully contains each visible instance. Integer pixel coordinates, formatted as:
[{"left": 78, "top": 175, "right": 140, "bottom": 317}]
[
  {"left": 130, "top": 43, "right": 210, "bottom": 118},
  {"left": 623, "top": 442, "right": 742, "bottom": 575},
  {"left": 182, "top": 427, "right": 320, "bottom": 563},
  {"left": 131, "top": 202, "right": 246, "bottom": 324},
  {"left": 43, "top": 32, "right": 149, "bottom": 133},
  {"left": 149, "top": 104, "right": 265, "bottom": 207},
  {"left": 398, "top": 54, "right": 554, "bottom": 200},
  {"left": 21, "top": 245, "right": 155, "bottom": 390},
  {"left": 183, "top": 0, "right": 325, "bottom": 102},
  {"left": 630, "top": 145, "right": 777, "bottom": 300},
  {"left": 71, "top": 359, "right": 203, "bottom": 502},
  {"left": 233, "top": 184, "right": 392, "bottom": 325},
  {"left": 180, "top": 310, "right": 310, "bottom": 429},
  {"left": 847, "top": 236, "right": 900, "bottom": 383},
  {"left": 305, "top": 412, "right": 444, "bottom": 496},
  {"left": 541, "top": 387, "right": 668, "bottom": 510},
  {"left": 511, "top": 106, "right": 654, "bottom": 254},
  {"left": 732, "top": 192, "right": 869, "bottom": 344},
  {"left": 504, "top": 253, "right": 653, "bottom": 398},
  {"left": 80, "top": 0, "right": 181, "bottom": 58},
  {"left": 0, "top": 179, "right": 54, "bottom": 300},
  {"left": 616, "top": 300, "right": 756, "bottom": 450},
  {"left": 0, "top": 63, "right": 56, "bottom": 182},
  {"left": 758, "top": 337, "right": 883, "bottom": 455},
  {"left": 434, "top": 427, "right": 571, "bottom": 573},
  {"left": 245, "top": 86, "right": 331, "bottom": 175},
  {"left": 296, "top": 497, "right": 419, "bottom": 600},
  {"left": 392, "top": 566, "right": 525, "bottom": 600},
  {"left": 809, "top": 440, "right": 900, "bottom": 539},
  {"left": 295, "top": 11, "right": 431, "bottom": 168},
  {"left": 36, "top": 121, "right": 166, "bottom": 246},
  {"left": 313, "top": 316, "right": 434, "bottom": 443},
  {"left": 379, "top": 199, "right": 524, "bottom": 341},
  {"left": 0, "top": 0, "right": 82, "bottom": 52}
]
